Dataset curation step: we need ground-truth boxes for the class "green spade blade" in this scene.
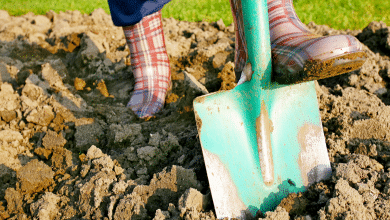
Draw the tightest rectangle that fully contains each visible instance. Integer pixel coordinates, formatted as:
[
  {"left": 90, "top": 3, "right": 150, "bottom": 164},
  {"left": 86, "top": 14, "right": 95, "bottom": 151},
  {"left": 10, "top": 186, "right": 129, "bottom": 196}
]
[{"left": 193, "top": 0, "right": 331, "bottom": 219}]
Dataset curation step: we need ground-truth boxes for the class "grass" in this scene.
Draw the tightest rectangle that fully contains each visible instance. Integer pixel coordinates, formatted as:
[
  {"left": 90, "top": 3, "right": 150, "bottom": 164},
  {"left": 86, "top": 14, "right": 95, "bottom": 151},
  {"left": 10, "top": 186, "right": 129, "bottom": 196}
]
[
  {"left": 294, "top": 0, "right": 390, "bottom": 30},
  {"left": 1, "top": 0, "right": 109, "bottom": 17},
  {"left": 1, "top": 0, "right": 389, "bottom": 30}
]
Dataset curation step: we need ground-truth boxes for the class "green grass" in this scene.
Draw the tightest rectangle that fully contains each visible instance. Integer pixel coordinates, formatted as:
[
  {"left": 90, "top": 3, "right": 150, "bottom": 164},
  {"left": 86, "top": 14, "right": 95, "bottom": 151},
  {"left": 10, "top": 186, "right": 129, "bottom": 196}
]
[
  {"left": 294, "top": 0, "right": 390, "bottom": 30},
  {"left": 1, "top": 0, "right": 110, "bottom": 17},
  {"left": 1, "top": 0, "right": 389, "bottom": 30}
]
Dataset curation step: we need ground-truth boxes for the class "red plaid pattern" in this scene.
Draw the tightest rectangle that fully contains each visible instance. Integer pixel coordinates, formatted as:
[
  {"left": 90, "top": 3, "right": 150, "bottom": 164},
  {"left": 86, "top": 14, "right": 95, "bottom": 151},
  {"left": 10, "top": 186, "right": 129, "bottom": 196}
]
[
  {"left": 229, "top": 0, "right": 247, "bottom": 84},
  {"left": 230, "top": 0, "right": 366, "bottom": 84},
  {"left": 123, "top": 10, "right": 171, "bottom": 118}
]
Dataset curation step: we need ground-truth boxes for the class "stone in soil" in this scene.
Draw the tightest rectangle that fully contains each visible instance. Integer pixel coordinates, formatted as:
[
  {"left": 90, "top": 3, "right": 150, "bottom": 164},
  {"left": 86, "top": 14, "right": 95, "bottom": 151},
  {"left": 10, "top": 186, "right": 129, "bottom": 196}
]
[
  {"left": 30, "top": 192, "right": 60, "bottom": 220},
  {"left": 74, "top": 120, "right": 104, "bottom": 150},
  {"left": 42, "top": 130, "right": 67, "bottom": 149},
  {"left": 107, "top": 123, "right": 145, "bottom": 148},
  {"left": 4, "top": 188, "right": 23, "bottom": 215},
  {"left": 178, "top": 188, "right": 208, "bottom": 213},
  {"left": 26, "top": 105, "right": 55, "bottom": 126},
  {"left": 16, "top": 159, "right": 55, "bottom": 194},
  {"left": 260, "top": 207, "right": 290, "bottom": 220}
]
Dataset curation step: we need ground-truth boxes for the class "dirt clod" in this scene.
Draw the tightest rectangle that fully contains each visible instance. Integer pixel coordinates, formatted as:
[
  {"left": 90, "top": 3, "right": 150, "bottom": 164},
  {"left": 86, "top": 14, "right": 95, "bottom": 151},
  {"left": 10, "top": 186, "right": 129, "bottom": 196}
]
[
  {"left": 16, "top": 159, "right": 55, "bottom": 194},
  {"left": 42, "top": 130, "right": 67, "bottom": 149},
  {"left": 30, "top": 192, "right": 60, "bottom": 220},
  {"left": 4, "top": 188, "right": 23, "bottom": 215}
]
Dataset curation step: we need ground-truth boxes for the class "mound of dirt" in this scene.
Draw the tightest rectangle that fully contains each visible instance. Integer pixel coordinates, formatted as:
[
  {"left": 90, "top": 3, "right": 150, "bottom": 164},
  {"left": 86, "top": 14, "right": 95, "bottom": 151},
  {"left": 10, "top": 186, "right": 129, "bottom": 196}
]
[{"left": 1, "top": 8, "right": 390, "bottom": 220}]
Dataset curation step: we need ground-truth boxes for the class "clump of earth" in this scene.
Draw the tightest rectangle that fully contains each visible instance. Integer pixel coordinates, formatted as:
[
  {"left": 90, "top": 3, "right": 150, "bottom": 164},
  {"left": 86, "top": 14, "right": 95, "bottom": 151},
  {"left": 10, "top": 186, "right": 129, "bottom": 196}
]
[{"left": 1, "top": 8, "right": 390, "bottom": 220}]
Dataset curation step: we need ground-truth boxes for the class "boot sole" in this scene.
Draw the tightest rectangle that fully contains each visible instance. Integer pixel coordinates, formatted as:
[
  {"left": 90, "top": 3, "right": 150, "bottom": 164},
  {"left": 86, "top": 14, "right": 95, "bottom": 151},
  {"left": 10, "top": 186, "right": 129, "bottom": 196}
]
[{"left": 274, "top": 51, "right": 367, "bottom": 85}]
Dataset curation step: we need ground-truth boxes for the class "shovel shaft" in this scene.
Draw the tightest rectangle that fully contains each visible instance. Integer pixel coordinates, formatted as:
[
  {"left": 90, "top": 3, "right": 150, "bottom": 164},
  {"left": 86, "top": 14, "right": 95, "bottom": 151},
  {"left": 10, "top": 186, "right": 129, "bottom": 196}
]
[{"left": 241, "top": 0, "right": 272, "bottom": 86}]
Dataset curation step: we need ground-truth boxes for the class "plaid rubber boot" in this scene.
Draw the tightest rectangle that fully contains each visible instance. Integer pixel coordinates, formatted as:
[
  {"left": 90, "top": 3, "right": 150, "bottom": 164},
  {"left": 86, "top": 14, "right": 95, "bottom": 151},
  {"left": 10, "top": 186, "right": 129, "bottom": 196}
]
[
  {"left": 230, "top": 0, "right": 367, "bottom": 85},
  {"left": 229, "top": 0, "right": 248, "bottom": 85},
  {"left": 123, "top": 10, "right": 171, "bottom": 118}
]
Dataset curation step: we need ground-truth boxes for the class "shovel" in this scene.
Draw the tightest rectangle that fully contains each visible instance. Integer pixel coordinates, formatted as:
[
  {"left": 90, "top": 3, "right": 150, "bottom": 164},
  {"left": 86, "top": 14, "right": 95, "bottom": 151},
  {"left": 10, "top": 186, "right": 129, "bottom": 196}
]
[{"left": 193, "top": 0, "right": 331, "bottom": 219}]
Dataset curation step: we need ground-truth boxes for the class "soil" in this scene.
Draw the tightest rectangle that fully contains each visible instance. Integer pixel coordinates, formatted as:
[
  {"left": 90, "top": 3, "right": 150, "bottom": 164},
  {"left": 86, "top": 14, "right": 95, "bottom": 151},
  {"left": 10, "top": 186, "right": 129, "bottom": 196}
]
[{"left": 1, "top": 8, "right": 390, "bottom": 220}]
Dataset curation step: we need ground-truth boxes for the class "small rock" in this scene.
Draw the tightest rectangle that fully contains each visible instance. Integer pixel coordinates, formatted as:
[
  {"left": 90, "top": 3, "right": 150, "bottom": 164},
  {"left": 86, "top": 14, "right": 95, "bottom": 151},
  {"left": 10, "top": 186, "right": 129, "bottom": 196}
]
[
  {"left": 4, "top": 188, "right": 23, "bottom": 214},
  {"left": 41, "top": 63, "right": 67, "bottom": 91},
  {"left": 30, "top": 192, "right": 60, "bottom": 220},
  {"left": 278, "top": 193, "right": 309, "bottom": 216},
  {"left": 0, "top": 110, "right": 16, "bottom": 122},
  {"left": 80, "top": 164, "right": 91, "bottom": 178},
  {"left": 124, "top": 148, "right": 138, "bottom": 162},
  {"left": 160, "top": 133, "right": 180, "bottom": 152},
  {"left": 347, "top": 154, "right": 383, "bottom": 171},
  {"left": 23, "top": 77, "right": 49, "bottom": 99},
  {"left": 218, "top": 61, "right": 236, "bottom": 90},
  {"left": 153, "top": 209, "right": 171, "bottom": 220},
  {"left": 321, "top": 178, "right": 372, "bottom": 219},
  {"left": 168, "top": 203, "right": 177, "bottom": 213},
  {"left": 114, "top": 165, "right": 124, "bottom": 175},
  {"left": 137, "top": 146, "right": 157, "bottom": 161},
  {"left": 92, "top": 156, "right": 115, "bottom": 171},
  {"left": 42, "top": 130, "right": 67, "bottom": 149},
  {"left": 131, "top": 165, "right": 203, "bottom": 216},
  {"left": 31, "top": 15, "right": 52, "bottom": 33},
  {"left": 0, "top": 130, "right": 23, "bottom": 143},
  {"left": 178, "top": 188, "right": 207, "bottom": 212},
  {"left": 94, "top": 177, "right": 115, "bottom": 208},
  {"left": 215, "top": 18, "right": 226, "bottom": 31},
  {"left": 0, "top": 62, "right": 12, "bottom": 83},
  {"left": 260, "top": 207, "right": 290, "bottom": 220},
  {"left": 103, "top": 57, "right": 113, "bottom": 67},
  {"left": 108, "top": 123, "right": 145, "bottom": 147},
  {"left": 335, "top": 162, "right": 367, "bottom": 184},
  {"left": 0, "top": 83, "right": 20, "bottom": 112},
  {"left": 108, "top": 195, "right": 119, "bottom": 220},
  {"left": 114, "top": 193, "right": 148, "bottom": 220},
  {"left": 348, "top": 74, "right": 359, "bottom": 86},
  {"left": 177, "top": 155, "right": 186, "bottom": 164},
  {"left": 74, "top": 77, "right": 86, "bottom": 90},
  {"left": 17, "top": 69, "right": 32, "bottom": 84},
  {"left": 184, "top": 71, "right": 209, "bottom": 94},
  {"left": 34, "top": 147, "right": 52, "bottom": 160},
  {"left": 114, "top": 59, "right": 127, "bottom": 72},
  {"left": 17, "top": 159, "right": 55, "bottom": 194},
  {"left": 26, "top": 105, "right": 55, "bottom": 126},
  {"left": 226, "top": 22, "right": 234, "bottom": 33},
  {"left": 148, "top": 132, "right": 161, "bottom": 147},
  {"left": 295, "top": 215, "right": 312, "bottom": 220},
  {"left": 136, "top": 167, "right": 148, "bottom": 176},
  {"left": 197, "top": 42, "right": 230, "bottom": 58},
  {"left": 374, "top": 87, "right": 387, "bottom": 96},
  {"left": 212, "top": 52, "right": 228, "bottom": 70},
  {"left": 51, "top": 146, "right": 73, "bottom": 171},
  {"left": 0, "top": 10, "right": 11, "bottom": 21},
  {"left": 76, "top": 35, "right": 100, "bottom": 69},
  {"left": 74, "top": 121, "right": 104, "bottom": 150},
  {"left": 112, "top": 180, "right": 128, "bottom": 195},
  {"left": 86, "top": 145, "right": 105, "bottom": 160}
]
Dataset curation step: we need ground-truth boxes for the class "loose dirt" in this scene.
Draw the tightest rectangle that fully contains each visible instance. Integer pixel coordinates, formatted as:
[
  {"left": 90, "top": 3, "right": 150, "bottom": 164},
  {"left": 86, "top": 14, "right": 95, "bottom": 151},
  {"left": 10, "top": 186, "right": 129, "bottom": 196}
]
[{"left": 1, "top": 8, "right": 390, "bottom": 220}]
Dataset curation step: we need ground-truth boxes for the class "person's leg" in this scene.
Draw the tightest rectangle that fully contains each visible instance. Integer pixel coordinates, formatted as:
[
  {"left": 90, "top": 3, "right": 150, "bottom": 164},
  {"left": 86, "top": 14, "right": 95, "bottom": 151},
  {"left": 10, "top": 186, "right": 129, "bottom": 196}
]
[
  {"left": 229, "top": 0, "right": 247, "bottom": 84},
  {"left": 268, "top": 0, "right": 366, "bottom": 84},
  {"left": 229, "top": 0, "right": 366, "bottom": 85},
  {"left": 123, "top": 10, "right": 171, "bottom": 118}
]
